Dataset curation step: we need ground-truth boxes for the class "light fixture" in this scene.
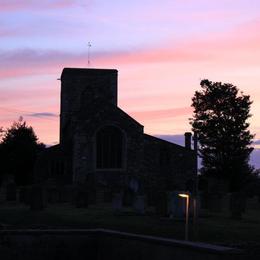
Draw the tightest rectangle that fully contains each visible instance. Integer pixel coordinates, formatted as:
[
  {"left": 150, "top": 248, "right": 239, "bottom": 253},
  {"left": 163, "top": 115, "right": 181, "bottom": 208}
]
[{"left": 179, "top": 192, "right": 190, "bottom": 240}]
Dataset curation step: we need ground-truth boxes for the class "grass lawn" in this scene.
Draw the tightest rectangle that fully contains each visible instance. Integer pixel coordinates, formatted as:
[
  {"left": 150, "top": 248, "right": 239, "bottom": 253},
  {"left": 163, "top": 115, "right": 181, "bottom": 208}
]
[{"left": 0, "top": 203, "right": 260, "bottom": 248}]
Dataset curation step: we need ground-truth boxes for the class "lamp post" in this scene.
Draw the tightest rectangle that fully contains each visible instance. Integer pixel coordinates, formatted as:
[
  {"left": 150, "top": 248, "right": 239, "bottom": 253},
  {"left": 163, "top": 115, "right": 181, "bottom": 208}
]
[{"left": 179, "top": 193, "right": 190, "bottom": 241}]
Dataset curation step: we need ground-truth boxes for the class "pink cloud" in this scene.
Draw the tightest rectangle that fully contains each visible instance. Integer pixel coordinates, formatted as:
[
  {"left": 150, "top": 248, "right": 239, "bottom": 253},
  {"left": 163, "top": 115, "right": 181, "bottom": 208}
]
[
  {"left": 0, "top": 85, "right": 58, "bottom": 104},
  {"left": 119, "top": 94, "right": 187, "bottom": 109},
  {"left": 128, "top": 107, "right": 192, "bottom": 122},
  {"left": 0, "top": 28, "right": 18, "bottom": 37},
  {"left": 0, "top": 0, "right": 78, "bottom": 12},
  {"left": 1, "top": 18, "right": 259, "bottom": 80},
  {"left": 0, "top": 49, "right": 82, "bottom": 79},
  {"left": 94, "top": 19, "right": 260, "bottom": 69},
  {"left": 191, "top": 20, "right": 260, "bottom": 52}
]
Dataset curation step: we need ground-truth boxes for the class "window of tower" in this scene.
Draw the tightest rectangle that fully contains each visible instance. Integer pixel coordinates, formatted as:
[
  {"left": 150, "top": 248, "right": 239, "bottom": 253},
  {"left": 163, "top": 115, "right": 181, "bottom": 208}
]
[{"left": 96, "top": 125, "right": 125, "bottom": 169}]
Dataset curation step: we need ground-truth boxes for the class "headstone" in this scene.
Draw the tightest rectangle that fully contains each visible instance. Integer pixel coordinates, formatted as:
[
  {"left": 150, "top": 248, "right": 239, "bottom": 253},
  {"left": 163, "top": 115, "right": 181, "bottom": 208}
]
[
  {"left": 75, "top": 186, "right": 88, "bottom": 208},
  {"left": 19, "top": 186, "right": 27, "bottom": 203},
  {"left": 56, "top": 185, "right": 73, "bottom": 203},
  {"left": 112, "top": 193, "right": 122, "bottom": 211},
  {"left": 97, "top": 190, "right": 105, "bottom": 204},
  {"left": 199, "top": 178, "right": 228, "bottom": 211},
  {"left": 199, "top": 191, "right": 209, "bottom": 209},
  {"left": 104, "top": 190, "right": 112, "bottom": 203},
  {"left": 63, "top": 185, "right": 74, "bottom": 203},
  {"left": 155, "top": 191, "right": 168, "bottom": 216},
  {"left": 208, "top": 192, "right": 223, "bottom": 212},
  {"left": 222, "top": 193, "right": 231, "bottom": 212},
  {"left": 247, "top": 196, "right": 259, "bottom": 210},
  {"left": 123, "top": 187, "right": 134, "bottom": 206},
  {"left": 6, "top": 182, "right": 17, "bottom": 201},
  {"left": 129, "top": 178, "right": 139, "bottom": 193},
  {"left": 133, "top": 195, "right": 145, "bottom": 214},
  {"left": 47, "top": 186, "right": 59, "bottom": 203},
  {"left": 20, "top": 186, "right": 32, "bottom": 205},
  {"left": 87, "top": 188, "right": 97, "bottom": 204},
  {"left": 30, "top": 184, "right": 45, "bottom": 211},
  {"left": 0, "top": 186, "right": 5, "bottom": 203},
  {"left": 230, "top": 192, "right": 246, "bottom": 219}
]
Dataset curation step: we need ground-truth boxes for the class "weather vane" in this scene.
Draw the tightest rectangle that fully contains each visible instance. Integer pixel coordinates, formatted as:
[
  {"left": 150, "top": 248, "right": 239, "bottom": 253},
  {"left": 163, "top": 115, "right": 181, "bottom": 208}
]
[{"left": 88, "top": 42, "right": 92, "bottom": 66}]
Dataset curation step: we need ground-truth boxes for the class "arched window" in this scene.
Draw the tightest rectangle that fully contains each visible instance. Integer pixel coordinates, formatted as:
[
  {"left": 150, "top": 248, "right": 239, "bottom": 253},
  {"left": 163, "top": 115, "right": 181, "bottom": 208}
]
[{"left": 96, "top": 125, "right": 124, "bottom": 169}]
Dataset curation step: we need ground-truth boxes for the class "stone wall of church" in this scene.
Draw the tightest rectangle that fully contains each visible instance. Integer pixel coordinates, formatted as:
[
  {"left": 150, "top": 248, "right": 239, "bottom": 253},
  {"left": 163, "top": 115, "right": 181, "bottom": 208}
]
[
  {"left": 71, "top": 106, "right": 144, "bottom": 188},
  {"left": 143, "top": 134, "right": 197, "bottom": 193}
]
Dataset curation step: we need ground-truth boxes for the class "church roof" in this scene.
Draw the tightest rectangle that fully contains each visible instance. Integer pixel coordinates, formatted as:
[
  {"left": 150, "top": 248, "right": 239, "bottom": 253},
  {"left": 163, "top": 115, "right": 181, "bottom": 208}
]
[
  {"left": 77, "top": 98, "right": 143, "bottom": 128},
  {"left": 116, "top": 106, "right": 144, "bottom": 127},
  {"left": 144, "top": 133, "right": 194, "bottom": 152}
]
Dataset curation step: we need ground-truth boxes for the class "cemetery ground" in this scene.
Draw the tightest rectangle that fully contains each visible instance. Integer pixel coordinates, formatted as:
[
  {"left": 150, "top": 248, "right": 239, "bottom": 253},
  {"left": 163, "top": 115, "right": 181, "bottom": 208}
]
[{"left": 0, "top": 202, "right": 260, "bottom": 252}]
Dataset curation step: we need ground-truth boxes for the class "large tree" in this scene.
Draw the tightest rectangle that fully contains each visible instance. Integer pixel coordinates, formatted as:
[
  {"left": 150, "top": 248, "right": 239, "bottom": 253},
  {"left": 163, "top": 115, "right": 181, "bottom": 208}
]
[
  {"left": 0, "top": 118, "right": 45, "bottom": 185},
  {"left": 190, "top": 80, "right": 254, "bottom": 191}
]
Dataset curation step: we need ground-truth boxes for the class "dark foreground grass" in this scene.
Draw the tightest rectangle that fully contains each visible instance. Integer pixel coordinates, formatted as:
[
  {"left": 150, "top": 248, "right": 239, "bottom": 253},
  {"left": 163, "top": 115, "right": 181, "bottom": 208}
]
[{"left": 0, "top": 203, "right": 260, "bottom": 247}]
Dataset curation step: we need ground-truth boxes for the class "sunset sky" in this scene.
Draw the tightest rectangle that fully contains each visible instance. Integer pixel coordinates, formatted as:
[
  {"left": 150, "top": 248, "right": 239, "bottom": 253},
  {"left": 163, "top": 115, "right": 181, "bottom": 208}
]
[{"left": 0, "top": 0, "right": 260, "bottom": 167}]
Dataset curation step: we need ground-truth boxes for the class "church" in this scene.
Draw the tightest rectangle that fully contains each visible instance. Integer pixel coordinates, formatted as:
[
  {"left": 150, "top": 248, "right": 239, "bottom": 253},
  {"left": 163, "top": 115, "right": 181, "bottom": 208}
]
[{"left": 35, "top": 68, "right": 197, "bottom": 203}]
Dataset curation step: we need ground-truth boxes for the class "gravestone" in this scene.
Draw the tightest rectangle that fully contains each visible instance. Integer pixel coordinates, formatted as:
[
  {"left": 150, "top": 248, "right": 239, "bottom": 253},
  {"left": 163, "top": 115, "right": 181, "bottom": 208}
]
[
  {"left": 230, "top": 192, "right": 246, "bottom": 219},
  {"left": 222, "top": 193, "right": 231, "bottom": 212},
  {"left": 133, "top": 195, "right": 145, "bottom": 214},
  {"left": 105, "top": 191, "right": 112, "bottom": 202},
  {"left": 129, "top": 178, "right": 139, "bottom": 193},
  {"left": 75, "top": 185, "right": 89, "bottom": 208},
  {"left": 62, "top": 185, "right": 74, "bottom": 203},
  {"left": 247, "top": 196, "right": 259, "bottom": 210},
  {"left": 87, "top": 188, "right": 97, "bottom": 204},
  {"left": 208, "top": 192, "right": 223, "bottom": 212},
  {"left": 46, "top": 186, "right": 59, "bottom": 203},
  {"left": 6, "top": 182, "right": 17, "bottom": 202},
  {"left": 21, "top": 186, "right": 32, "bottom": 205},
  {"left": 199, "top": 191, "right": 209, "bottom": 209},
  {"left": 155, "top": 191, "right": 168, "bottom": 216},
  {"left": 25, "top": 186, "right": 32, "bottom": 205},
  {"left": 123, "top": 187, "right": 134, "bottom": 206},
  {"left": 199, "top": 178, "right": 228, "bottom": 212},
  {"left": 0, "top": 186, "right": 5, "bottom": 203},
  {"left": 112, "top": 193, "right": 122, "bottom": 211},
  {"left": 30, "top": 184, "right": 45, "bottom": 211}
]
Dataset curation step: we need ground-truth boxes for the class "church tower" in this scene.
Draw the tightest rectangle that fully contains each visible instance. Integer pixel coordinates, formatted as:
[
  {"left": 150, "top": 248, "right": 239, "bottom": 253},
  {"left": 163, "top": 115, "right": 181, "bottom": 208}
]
[{"left": 60, "top": 68, "right": 118, "bottom": 147}]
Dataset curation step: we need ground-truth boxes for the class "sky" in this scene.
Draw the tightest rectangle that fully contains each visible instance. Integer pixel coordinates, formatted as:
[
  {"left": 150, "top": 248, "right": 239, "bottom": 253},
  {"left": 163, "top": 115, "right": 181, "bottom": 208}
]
[{"left": 0, "top": 0, "right": 260, "bottom": 168}]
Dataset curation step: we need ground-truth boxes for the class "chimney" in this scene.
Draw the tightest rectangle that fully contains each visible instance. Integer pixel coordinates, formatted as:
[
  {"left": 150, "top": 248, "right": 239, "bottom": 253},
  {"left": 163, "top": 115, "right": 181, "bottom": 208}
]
[{"left": 184, "top": 132, "right": 192, "bottom": 149}]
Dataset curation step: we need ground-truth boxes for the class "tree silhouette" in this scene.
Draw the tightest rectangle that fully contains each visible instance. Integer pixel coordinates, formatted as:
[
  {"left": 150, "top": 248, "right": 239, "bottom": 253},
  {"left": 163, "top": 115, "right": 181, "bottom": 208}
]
[
  {"left": 0, "top": 127, "right": 4, "bottom": 142},
  {"left": 190, "top": 80, "right": 254, "bottom": 191},
  {"left": 0, "top": 118, "right": 45, "bottom": 185}
]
